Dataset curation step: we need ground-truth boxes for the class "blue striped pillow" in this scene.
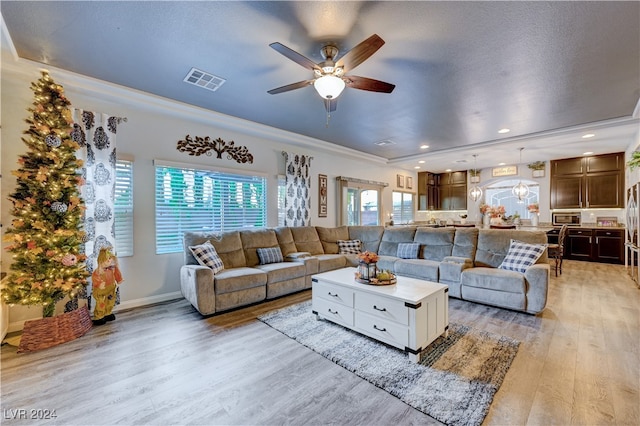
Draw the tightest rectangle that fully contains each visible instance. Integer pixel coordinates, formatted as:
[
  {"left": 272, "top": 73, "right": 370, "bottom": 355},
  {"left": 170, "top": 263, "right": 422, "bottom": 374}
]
[
  {"left": 397, "top": 242, "right": 420, "bottom": 259},
  {"left": 257, "top": 247, "right": 284, "bottom": 265}
]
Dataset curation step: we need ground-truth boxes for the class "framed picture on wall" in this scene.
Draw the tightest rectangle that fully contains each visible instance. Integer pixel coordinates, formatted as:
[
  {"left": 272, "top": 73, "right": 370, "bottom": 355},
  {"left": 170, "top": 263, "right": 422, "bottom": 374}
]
[
  {"left": 406, "top": 176, "right": 413, "bottom": 189},
  {"left": 397, "top": 174, "right": 405, "bottom": 188},
  {"left": 318, "top": 174, "right": 328, "bottom": 217}
]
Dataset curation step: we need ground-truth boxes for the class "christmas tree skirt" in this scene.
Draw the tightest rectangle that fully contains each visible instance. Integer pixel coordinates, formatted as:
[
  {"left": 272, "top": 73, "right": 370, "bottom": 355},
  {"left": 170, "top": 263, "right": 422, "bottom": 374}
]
[{"left": 18, "top": 306, "right": 92, "bottom": 353}]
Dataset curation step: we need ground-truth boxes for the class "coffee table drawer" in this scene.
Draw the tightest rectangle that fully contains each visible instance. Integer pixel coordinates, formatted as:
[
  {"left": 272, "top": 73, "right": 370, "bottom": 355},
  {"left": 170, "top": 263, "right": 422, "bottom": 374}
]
[
  {"left": 355, "top": 292, "right": 409, "bottom": 325},
  {"left": 313, "top": 281, "right": 354, "bottom": 308},
  {"left": 355, "top": 311, "right": 408, "bottom": 349},
  {"left": 314, "top": 298, "right": 354, "bottom": 328}
]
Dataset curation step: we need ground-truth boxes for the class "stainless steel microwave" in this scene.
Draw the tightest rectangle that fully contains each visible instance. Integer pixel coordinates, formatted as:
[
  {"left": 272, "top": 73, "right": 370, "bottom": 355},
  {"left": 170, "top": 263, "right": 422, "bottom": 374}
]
[{"left": 552, "top": 212, "right": 581, "bottom": 226}]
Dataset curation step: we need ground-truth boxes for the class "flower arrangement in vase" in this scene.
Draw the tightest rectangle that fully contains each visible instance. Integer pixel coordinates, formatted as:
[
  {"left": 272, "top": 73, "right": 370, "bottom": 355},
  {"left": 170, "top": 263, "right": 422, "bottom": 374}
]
[
  {"left": 528, "top": 203, "right": 540, "bottom": 226},
  {"left": 355, "top": 251, "right": 379, "bottom": 282}
]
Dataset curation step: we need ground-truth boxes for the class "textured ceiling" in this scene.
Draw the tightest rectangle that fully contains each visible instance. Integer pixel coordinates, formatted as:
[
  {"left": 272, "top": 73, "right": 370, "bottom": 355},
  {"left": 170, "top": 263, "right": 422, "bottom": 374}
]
[{"left": 2, "top": 1, "right": 639, "bottom": 172}]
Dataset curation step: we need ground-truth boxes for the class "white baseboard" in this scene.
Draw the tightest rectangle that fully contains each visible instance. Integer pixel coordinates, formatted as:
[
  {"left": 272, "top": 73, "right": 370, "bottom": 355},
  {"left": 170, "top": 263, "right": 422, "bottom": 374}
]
[{"left": 6, "top": 292, "right": 184, "bottom": 333}]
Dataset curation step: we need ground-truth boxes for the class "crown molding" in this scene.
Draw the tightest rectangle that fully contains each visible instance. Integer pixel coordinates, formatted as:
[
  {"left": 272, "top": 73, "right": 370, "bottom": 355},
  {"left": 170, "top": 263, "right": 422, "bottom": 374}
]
[{"left": 1, "top": 53, "right": 387, "bottom": 165}]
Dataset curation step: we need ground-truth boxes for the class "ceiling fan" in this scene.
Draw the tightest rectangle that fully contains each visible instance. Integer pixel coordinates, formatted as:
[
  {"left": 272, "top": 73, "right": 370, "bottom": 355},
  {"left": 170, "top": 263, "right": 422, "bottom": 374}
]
[{"left": 268, "top": 34, "right": 396, "bottom": 114}]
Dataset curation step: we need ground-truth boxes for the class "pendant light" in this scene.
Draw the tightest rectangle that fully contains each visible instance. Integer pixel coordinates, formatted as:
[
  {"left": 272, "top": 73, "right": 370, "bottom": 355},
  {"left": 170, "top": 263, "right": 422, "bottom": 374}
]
[
  {"left": 468, "top": 154, "right": 483, "bottom": 201},
  {"left": 512, "top": 147, "right": 529, "bottom": 201}
]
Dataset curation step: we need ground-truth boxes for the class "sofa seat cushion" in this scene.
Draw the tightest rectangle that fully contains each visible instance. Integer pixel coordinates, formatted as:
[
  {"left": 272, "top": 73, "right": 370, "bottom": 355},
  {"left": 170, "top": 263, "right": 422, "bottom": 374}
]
[
  {"left": 461, "top": 267, "right": 525, "bottom": 294},
  {"left": 394, "top": 259, "right": 440, "bottom": 282},
  {"left": 214, "top": 267, "right": 267, "bottom": 294},
  {"left": 255, "top": 261, "right": 306, "bottom": 284},
  {"left": 315, "top": 254, "right": 347, "bottom": 273}
]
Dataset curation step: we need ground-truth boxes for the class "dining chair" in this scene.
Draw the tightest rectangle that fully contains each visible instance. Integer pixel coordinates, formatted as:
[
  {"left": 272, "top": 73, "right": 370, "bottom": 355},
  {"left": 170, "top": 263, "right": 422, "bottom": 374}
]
[{"left": 548, "top": 224, "right": 568, "bottom": 276}]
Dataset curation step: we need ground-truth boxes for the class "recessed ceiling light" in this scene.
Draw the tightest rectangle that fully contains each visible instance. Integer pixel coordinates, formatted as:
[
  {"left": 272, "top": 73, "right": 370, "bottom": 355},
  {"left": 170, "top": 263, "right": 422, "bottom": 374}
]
[
  {"left": 445, "top": 168, "right": 452, "bottom": 172},
  {"left": 583, "top": 151, "right": 594, "bottom": 155},
  {"left": 420, "top": 145, "right": 429, "bottom": 149},
  {"left": 374, "top": 139, "right": 396, "bottom": 146},
  {"left": 414, "top": 166, "right": 421, "bottom": 169},
  {"left": 455, "top": 159, "right": 468, "bottom": 163},
  {"left": 418, "top": 160, "right": 425, "bottom": 164},
  {"left": 498, "top": 128, "right": 510, "bottom": 134},
  {"left": 582, "top": 134, "right": 595, "bottom": 139},
  {"left": 498, "top": 162, "right": 506, "bottom": 166}
]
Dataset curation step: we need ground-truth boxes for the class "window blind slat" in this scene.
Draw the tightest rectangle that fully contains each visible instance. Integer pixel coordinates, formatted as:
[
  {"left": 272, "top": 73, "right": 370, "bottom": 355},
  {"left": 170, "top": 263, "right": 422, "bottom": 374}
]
[{"left": 155, "top": 166, "right": 267, "bottom": 254}]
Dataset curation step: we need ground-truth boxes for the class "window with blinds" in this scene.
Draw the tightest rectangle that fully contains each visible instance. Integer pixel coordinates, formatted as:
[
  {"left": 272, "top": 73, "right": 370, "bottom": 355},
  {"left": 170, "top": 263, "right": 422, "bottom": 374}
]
[
  {"left": 114, "top": 160, "right": 134, "bottom": 257},
  {"left": 392, "top": 191, "right": 415, "bottom": 224},
  {"left": 155, "top": 164, "right": 267, "bottom": 254}
]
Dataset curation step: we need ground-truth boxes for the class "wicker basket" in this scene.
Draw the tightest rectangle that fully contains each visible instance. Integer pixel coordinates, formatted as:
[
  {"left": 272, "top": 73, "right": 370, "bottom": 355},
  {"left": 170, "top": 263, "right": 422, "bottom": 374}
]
[{"left": 18, "top": 306, "right": 92, "bottom": 353}]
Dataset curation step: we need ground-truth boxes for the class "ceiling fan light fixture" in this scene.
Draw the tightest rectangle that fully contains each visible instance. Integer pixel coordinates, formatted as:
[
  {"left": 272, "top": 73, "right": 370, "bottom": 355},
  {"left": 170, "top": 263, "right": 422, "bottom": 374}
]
[{"left": 314, "top": 75, "right": 346, "bottom": 99}]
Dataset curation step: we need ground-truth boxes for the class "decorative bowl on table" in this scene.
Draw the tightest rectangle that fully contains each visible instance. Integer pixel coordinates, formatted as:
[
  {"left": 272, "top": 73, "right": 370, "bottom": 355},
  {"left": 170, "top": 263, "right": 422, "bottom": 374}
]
[{"left": 355, "top": 269, "right": 397, "bottom": 286}]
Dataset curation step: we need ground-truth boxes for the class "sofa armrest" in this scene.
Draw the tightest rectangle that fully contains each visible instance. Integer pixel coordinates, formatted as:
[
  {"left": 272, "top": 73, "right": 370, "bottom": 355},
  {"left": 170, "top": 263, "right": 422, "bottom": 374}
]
[
  {"left": 524, "top": 263, "right": 549, "bottom": 314},
  {"left": 180, "top": 265, "right": 216, "bottom": 315},
  {"left": 285, "top": 251, "right": 313, "bottom": 260},
  {"left": 442, "top": 256, "right": 473, "bottom": 266}
]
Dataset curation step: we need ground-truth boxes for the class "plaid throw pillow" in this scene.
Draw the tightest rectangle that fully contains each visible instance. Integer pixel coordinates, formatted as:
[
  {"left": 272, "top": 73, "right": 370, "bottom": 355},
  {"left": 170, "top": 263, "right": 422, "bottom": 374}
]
[
  {"left": 337, "top": 239, "right": 362, "bottom": 254},
  {"left": 257, "top": 247, "right": 284, "bottom": 265},
  {"left": 499, "top": 239, "right": 547, "bottom": 273},
  {"left": 397, "top": 242, "right": 420, "bottom": 259},
  {"left": 189, "top": 240, "right": 224, "bottom": 273}
]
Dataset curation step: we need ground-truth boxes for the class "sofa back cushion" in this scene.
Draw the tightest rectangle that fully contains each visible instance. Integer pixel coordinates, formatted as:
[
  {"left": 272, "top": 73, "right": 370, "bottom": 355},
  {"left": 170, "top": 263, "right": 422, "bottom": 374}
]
[
  {"left": 274, "top": 227, "right": 297, "bottom": 256},
  {"left": 240, "top": 229, "right": 280, "bottom": 267},
  {"left": 475, "top": 230, "right": 548, "bottom": 268},
  {"left": 414, "top": 227, "right": 455, "bottom": 261},
  {"left": 378, "top": 227, "right": 418, "bottom": 256},
  {"left": 452, "top": 227, "right": 479, "bottom": 260},
  {"left": 348, "top": 226, "right": 385, "bottom": 253},
  {"left": 290, "top": 226, "right": 324, "bottom": 255},
  {"left": 183, "top": 231, "right": 246, "bottom": 268},
  {"left": 316, "top": 226, "right": 349, "bottom": 254}
]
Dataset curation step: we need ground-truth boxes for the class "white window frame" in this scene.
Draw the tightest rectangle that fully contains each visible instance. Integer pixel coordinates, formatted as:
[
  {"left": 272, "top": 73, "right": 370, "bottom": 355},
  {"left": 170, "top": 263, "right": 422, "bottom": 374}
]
[
  {"left": 114, "top": 158, "right": 134, "bottom": 257},
  {"left": 392, "top": 191, "right": 415, "bottom": 225},
  {"left": 154, "top": 160, "right": 267, "bottom": 254}
]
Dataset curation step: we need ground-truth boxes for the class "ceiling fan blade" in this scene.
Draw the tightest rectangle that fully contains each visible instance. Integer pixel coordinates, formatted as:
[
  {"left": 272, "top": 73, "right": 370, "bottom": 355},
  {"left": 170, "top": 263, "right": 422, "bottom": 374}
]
[
  {"left": 268, "top": 80, "right": 314, "bottom": 95},
  {"left": 324, "top": 98, "right": 338, "bottom": 113},
  {"left": 269, "top": 42, "right": 320, "bottom": 71},
  {"left": 344, "top": 75, "right": 395, "bottom": 93},
  {"left": 335, "top": 34, "right": 385, "bottom": 74}
]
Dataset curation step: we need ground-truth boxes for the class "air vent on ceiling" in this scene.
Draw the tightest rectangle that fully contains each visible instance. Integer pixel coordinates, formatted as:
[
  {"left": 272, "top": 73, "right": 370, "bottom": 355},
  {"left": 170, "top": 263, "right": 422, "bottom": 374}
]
[
  {"left": 375, "top": 139, "right": 396, "bottom": 146},
  {"left": 183, "top": 67, "right": 226, "bottom": 92}
]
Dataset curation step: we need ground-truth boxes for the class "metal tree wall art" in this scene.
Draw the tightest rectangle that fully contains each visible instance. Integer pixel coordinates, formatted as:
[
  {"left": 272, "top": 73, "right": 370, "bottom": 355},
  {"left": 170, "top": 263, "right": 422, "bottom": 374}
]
[{"left": 177, "top": 135, "right": 253, "bottom": 164}]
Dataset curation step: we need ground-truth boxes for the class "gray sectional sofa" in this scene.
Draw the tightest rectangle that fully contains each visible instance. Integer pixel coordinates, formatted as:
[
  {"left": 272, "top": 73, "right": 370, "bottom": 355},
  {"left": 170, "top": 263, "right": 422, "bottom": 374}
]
[{"left": 180, "top": 225, "right": 549, "bottom": 316}]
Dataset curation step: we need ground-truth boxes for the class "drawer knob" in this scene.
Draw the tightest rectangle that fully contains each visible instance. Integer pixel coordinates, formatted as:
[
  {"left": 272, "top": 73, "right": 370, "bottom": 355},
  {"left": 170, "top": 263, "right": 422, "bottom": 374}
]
[
  {"left": 373, "top": 305, "right": 387, "bottom": 312},
  {"left": 373, "top": 324, "right": 387, "bottom": 332}
]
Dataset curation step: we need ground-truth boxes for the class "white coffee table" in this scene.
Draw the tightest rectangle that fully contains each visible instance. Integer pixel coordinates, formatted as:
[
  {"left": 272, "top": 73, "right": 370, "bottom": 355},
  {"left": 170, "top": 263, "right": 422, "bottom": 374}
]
[{"left": 311, "top": 267, "right": 449, "bottom": 363}]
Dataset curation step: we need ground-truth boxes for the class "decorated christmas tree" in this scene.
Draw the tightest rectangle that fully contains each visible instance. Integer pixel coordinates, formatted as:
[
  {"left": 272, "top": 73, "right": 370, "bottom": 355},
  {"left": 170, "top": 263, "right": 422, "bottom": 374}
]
[{"left": 2, "top": 71, "right": 88, "bottom": 317}]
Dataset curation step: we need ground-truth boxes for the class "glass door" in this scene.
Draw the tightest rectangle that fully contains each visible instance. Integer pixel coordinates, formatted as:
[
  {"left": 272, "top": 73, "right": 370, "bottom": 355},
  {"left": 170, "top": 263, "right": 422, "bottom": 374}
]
[{"left": 345, "top": 188, "right": 379, "bottom": 226}]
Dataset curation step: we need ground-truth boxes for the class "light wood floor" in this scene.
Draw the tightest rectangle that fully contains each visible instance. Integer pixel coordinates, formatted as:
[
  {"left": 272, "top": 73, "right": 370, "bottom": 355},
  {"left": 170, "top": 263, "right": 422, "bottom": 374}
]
[{"left": 1, "top": 260, "right": 638, "bottom": 425}]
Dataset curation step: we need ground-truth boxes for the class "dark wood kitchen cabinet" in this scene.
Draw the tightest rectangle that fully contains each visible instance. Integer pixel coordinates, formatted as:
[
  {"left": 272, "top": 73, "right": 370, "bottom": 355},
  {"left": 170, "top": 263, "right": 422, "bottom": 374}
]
[
  {"left": 417, "top": 171, "right": 466, "bottom": 210},
  {"left": 550, "top": 152, "right": 624, "bottom": 209},
  {"left": 566, "top": 227, "right": 623, "bottom": 264},
  {"left": 567, "top": 228, "right": 593, "bottom": 261},
  {"left": 437, "top": 171, "right": 467, "bottom": 210},
  {"left": 417, "top": 172, "right": 437, "bottom": 210}
]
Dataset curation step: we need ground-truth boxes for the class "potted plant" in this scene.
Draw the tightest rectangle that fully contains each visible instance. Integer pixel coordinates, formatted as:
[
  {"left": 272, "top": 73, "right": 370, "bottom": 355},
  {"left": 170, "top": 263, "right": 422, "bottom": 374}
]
[
  {"left": 627, "top": 151, "right": 640, "bottom": 170},
  {"left": 527, "top": 161, "right": 546, "bottom": 177}
]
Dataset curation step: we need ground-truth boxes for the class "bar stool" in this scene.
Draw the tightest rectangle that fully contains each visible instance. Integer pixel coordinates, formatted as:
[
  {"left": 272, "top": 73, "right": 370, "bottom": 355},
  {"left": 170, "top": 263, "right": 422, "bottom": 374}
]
[{"left": 547, "top": 224, "right": 568, "bottom": 276}]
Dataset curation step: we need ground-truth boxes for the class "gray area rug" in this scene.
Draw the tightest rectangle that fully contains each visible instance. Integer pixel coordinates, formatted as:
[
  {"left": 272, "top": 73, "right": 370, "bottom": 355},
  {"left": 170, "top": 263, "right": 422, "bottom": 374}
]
[{"left": 258, "top": 300, "right": 519, "bottom": 426}]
